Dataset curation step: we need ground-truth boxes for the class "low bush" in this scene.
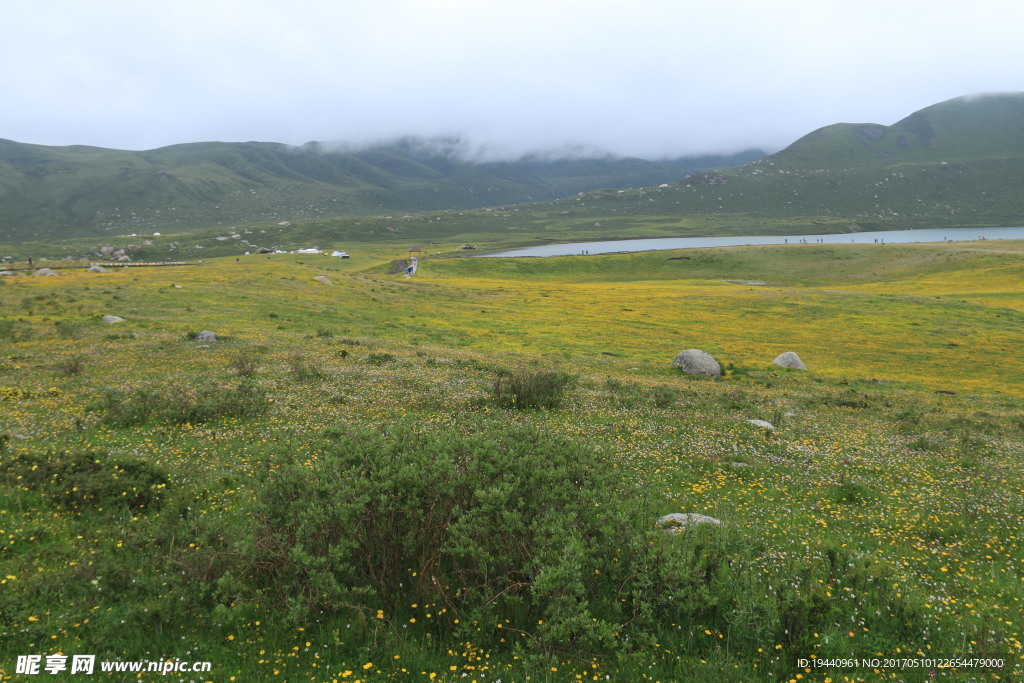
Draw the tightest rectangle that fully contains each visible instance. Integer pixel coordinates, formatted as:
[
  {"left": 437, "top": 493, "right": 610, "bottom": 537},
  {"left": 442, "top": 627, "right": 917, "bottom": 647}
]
[
  {"left": 55, "top": 355, "right": 84, "bottom": 376},
  {"left": 287, "top": 353, "right": 326, "bottom": 381},
  {"left": 98, "top": 382, "right": 268, "bottom": 426},
  {"left": 2, "top": 449, "right": 169, "bottom": 511},
  {"left": 491, "top": 368, "right": 573, "bottom": 409},
  {"left": 54, "top": 320, "right": 85, "bottom": 339},
  {"left": 193, "top": 421, "right": 719, "bottom": 660}
]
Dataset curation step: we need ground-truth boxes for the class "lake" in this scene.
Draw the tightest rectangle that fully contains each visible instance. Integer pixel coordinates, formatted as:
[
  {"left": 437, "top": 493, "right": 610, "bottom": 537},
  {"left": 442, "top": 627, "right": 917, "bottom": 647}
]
[{"left": 479, "top": 226, "right": 1024, "bottom": 258}]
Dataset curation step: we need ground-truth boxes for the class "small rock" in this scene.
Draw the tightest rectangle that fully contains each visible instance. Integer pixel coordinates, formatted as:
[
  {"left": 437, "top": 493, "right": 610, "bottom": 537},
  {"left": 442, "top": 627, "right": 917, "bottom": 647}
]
[
  {"left": 87, "top": 265, "right": 108, "bottom": 273},
  {"left": 746, "top": 419, "right": 775, "bottom": 430},
  {"left": 657, "top": 513, "right": 722, "bottom": 534},
  {"left": 0, "top": 271, "right": 14, "bottom": 277},
  {"left": 33, "top": 268, "right": 59, "bottom": 276},
  {"left": 671, "top": 349, "right": 721, "bottom": 377},
  {"left": 101, "top": 315, "right": 125, "bottom": 324},
  {"left": 195, "top": 330, "right": 217, "bottom": 343},
  {"left": 314, "top": 275, "right": 333, "bottom": 285},
  {"left": 773, "top": 351, "right": 807, "bottom": 370}
]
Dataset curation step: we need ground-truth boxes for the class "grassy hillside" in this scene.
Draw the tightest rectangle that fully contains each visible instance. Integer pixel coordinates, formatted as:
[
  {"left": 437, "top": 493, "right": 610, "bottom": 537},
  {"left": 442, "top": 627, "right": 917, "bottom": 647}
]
[
  {"left": 5, "top": 93, "right": 1024, "bottom": 260},
  {"left": 1, "top": 242, "right": 1022, "bottom": 680},
  {"left": 0, "top": 136, "right": 762, "bottom": 242}
]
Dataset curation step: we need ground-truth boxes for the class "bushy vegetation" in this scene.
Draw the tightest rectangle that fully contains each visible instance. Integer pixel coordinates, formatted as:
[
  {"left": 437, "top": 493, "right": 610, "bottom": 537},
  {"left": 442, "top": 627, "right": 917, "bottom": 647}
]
[
  {"left": 193, "top": 422, "right": 713, "bottom": 659},
  {"left": 96, "top": 382, "right": 268, "bottom": 426},
  {"left": 491, "top": 368, "right": 574, "bottom": 409},
  {"left": 1, "top": 243, "right": 1022, "bottom": 680},
  {"left": 2, "top": 449, "right": 169, "bottom": 511}
]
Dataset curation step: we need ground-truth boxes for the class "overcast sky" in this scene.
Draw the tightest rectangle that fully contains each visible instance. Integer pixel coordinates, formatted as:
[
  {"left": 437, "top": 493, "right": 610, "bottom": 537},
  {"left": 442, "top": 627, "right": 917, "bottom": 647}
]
[{"left": 3, "top": 0, "right": 1022, "bottom": 159}]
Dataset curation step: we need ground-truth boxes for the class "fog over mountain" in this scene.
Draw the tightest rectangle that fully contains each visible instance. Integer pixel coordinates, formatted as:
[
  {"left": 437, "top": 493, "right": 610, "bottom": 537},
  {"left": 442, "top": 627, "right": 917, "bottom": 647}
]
[{"left": 3, "top": 1, "right": 1024, "bottom": 158}]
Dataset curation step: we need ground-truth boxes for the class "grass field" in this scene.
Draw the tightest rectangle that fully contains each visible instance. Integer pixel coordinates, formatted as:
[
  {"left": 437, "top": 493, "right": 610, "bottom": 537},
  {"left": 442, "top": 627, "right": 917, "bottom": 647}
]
[{"left": 1, "top": 241, "right": 1023, "bottom": 681}]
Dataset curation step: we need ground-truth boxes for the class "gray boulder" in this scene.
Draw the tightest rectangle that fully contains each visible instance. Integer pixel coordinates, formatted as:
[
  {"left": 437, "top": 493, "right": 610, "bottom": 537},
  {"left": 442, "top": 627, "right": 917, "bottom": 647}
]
[
  {"left": 773, "top": 351, "right": 807, "bottom": 370},
  {"left": 657, "top": 513, "right": 722, "bottom": 534},
  {"left": 195, "top": 330, "right": 217, "bottom": 343},
  {"left": 101, "top": 315, "right": 125, "bottom": 324},
  {"left": 746, "top": 419, "right": 775, "bottom": 430},
  {"left": 33, "top": 268, "right": 59, "bottom": 276},
  {"left": 671, "top": 349, "right": 721, "bottom": 377},
  {"left": 87, "top": 265, "right": 108, "bottom": 273},
  {"left": 314, "top": 275, "right": 333, "bottom": 285}
]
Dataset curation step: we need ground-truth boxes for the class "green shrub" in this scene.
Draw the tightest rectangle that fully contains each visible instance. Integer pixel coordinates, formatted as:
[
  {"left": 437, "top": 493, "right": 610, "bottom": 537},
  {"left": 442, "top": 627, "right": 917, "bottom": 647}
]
[
  {"left": 231, "top": 353, "right": 260, "bottom": 377},
  {"left": 195, "top": 421, "right": 715, "bottom": 660},
  {"left": 492, "top": 369, "right": 573, "bottom": 409},
  {"left": 650, "top": 385, "right": 678, "bottom": 408},
  {"left": 287, "top": 353, "right": 325, "bottom": 380},
  {"left": 2, "top": 449, "right": 169, "bottom": 511},
  {"left": 54, "top": 320, "right": 85, "bottom": 339},
  {"left": 55, "top": 355, "right": 85, "bottom": 376},
  {"left": 98, "top": 382, "right": 268, "bottom": 426}
]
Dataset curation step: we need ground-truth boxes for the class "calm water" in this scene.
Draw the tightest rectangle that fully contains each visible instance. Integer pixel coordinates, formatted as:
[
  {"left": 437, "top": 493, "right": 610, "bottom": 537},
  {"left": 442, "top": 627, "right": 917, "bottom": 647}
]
[{"left": 480, "top": 226, "right": 1024, "bottom": 257}]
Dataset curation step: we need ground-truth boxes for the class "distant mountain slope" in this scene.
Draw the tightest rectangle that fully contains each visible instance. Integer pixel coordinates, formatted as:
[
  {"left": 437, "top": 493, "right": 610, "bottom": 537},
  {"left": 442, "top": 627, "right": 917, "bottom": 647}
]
[
  {"left": 668, "top": 93, "right": 1024, "bottom": 226},
  {"left": 771, "top": 93, "right": 1024, "bottom": 166},
  {"left": 0, "top": 136, "right": 763, "bottom": 241},
  {"left": 514, "top": 92, "right": 1024, "bottom": 235}
]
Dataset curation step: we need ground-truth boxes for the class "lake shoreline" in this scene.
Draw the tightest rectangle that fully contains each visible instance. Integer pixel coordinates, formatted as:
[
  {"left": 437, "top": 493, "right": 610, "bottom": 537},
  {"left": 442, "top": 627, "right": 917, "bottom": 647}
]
[{"left": 479, "top": 226, "right": 1024, "bottom": 257}]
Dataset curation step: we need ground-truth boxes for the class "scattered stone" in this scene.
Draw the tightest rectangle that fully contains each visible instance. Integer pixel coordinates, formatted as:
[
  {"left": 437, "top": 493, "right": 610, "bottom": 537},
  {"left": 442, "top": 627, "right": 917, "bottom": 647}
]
[
  {"left": 729, "top": 462, "right": 752, "bottom": 469},
  {"left": 671, "top": 349, "right": 721, "bottom": 377},
  {"left": 172, "top": 285, "right": 183, "bottom": 289},
  {"left": 314, "top": 275, "right": 333, "bottom": 285},
  {"left": 99, "top": 245, "right": 115, "bottom": 255},
  {"left": 195, "top": 330, "right": 217, "bottom": 343},
  {"left": 87, "top": 265, "right": 108, "bottom": 273},
  {"left": 773, "top": 351, "right": 807, "bottom": 370},
  {"left": 0, "top": 271, "right": 14, "bottom": 277},
  {"left": 101, "top": 315, "right": 125, "bottom": 324},
  {"left": 33, "top": 268, "right": 59, "bottom": 276},
  {"left": 657, "top": 513, "right": 722, "bottom": 534},
  {"left": 746, "top": 419, "right": 775, "bottom": 430}
]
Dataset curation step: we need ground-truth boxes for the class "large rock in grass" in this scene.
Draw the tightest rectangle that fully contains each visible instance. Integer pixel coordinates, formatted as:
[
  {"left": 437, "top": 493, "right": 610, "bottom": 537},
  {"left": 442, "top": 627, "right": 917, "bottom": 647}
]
[
  {"left": 102, "top": 315, "right": 125, "bottom": 324},
  {"left": 657, "top": 513, "right": 722, "bottom": 534},
  {"left": 33, "top": 268, "right": 59, "bottom": 276},
  {"left": 88, "top": 265, "right": 108, "bottom": 273},
  {"left": 195, "top": 330, "right": 217, "bottom": 342},
  {"left": 314, "top": 275, "right": 333, "bottom": 285},
  {"left": 773, "top": 351, "right": 807, "bottom": 370},
  {"left": 671, "top": 349, "right": 721, "bottom": 377}
]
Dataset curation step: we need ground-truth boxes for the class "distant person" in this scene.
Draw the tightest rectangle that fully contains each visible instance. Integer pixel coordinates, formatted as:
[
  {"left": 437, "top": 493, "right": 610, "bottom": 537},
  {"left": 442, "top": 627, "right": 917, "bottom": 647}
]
[{"left": 27, "top": 256, "right": 33, "bottom": 268}]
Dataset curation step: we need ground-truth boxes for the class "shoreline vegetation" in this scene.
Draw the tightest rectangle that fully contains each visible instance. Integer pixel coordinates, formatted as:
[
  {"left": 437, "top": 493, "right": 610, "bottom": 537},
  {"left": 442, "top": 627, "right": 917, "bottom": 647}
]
[{"left": 1, "top": 241, "right": 1022, "bottom": 680}]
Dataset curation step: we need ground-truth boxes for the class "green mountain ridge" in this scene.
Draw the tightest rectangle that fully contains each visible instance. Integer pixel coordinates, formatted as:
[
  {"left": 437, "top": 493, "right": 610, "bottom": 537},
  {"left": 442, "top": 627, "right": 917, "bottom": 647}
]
[
  {"left": 534, "top": 92, "right": 1024, "bottom": 233},
  {"left": 3, "top": 92, "right": 1023, "bottom": 254},
  {"left": 0, "top": 136, "right": 763, "bottom": 241}
]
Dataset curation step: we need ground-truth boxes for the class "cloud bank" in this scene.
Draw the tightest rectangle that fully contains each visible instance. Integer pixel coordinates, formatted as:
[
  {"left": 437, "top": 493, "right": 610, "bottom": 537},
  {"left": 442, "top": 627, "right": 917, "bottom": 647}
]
[{"left": 3, "top": 0, "right": 1023, "bottom": 159}]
